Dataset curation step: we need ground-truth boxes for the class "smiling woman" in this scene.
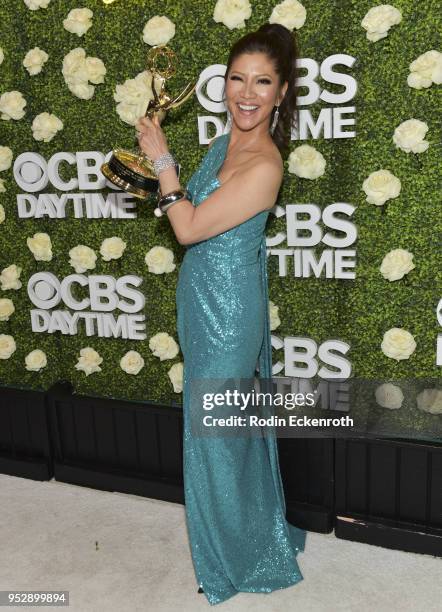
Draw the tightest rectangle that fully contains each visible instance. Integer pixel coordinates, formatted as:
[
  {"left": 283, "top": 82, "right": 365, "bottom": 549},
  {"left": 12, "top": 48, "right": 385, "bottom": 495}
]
[{"left": 137, "top": 22, "right": 305, "bottom": 606}]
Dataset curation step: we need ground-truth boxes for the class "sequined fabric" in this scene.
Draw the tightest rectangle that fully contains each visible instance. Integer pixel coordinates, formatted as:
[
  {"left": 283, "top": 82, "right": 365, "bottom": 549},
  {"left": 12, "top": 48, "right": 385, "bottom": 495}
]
[{"left": 176, "top": 132, "right": 307, "bottom": 605}]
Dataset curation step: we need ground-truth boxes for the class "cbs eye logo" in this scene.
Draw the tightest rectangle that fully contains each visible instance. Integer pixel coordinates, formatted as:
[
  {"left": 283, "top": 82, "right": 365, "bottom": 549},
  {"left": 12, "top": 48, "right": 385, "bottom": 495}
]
[
  {"left": 195, "top": 65, "right": 229, "bottom": 142},
  {"left": 195, "top": 64, "right": 228, "bottom": 114}
]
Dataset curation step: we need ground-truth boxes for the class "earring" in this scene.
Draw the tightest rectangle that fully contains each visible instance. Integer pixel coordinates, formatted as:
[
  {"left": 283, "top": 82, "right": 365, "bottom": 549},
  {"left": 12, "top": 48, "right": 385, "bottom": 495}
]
[
  {"left": 226, "top": 107, "right": 232, "bottom": 131},
  {"left": 270, "top": 105, "right": 280, "bottom": 135}
]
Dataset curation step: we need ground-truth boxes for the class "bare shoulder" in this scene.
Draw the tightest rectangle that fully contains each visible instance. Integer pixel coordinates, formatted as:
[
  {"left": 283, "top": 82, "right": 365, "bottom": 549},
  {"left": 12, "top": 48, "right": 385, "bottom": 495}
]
[
  {"left": 252, "top": 154, "right": 284, "bottom": 183},
  {"left": 226, "top": 149, "right": 283, "bottom": 213},
  {"left": 267, "top": 141, "right": 284, "bottom": 174},
  {"left": 250, "top": 147, "right": 284, "bottom": 182}
]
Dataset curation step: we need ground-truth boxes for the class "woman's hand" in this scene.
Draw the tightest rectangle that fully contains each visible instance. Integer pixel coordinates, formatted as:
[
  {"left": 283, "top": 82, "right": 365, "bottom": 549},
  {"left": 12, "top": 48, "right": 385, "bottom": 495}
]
[{"left": 135, "top": 114, "right": 169, "bottom": 161}]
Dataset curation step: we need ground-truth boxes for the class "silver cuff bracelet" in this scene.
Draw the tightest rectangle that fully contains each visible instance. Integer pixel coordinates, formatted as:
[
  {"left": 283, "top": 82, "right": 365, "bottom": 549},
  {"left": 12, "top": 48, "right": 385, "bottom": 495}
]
[{"left": 154, "top": 189, "right": 190, "bottom": 217}]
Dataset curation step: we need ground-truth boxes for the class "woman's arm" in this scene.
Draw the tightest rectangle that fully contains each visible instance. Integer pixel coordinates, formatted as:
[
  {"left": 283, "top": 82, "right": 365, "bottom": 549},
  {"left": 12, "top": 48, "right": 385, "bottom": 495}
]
[
  {"left": 139, "top": 132, "right": 217, "bottom": 244},
  {"left": 157, "top": 157, "right": 282, "bottom": 245},
  {"left": 135, "top": 116, "right": 281, "bottom": 245}
]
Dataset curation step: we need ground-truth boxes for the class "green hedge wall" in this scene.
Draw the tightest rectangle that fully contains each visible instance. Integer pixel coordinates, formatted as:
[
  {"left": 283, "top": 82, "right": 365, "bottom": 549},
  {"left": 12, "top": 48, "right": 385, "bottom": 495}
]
[{"left": 0, "top": 1, "right": 440, "bottom": 417}]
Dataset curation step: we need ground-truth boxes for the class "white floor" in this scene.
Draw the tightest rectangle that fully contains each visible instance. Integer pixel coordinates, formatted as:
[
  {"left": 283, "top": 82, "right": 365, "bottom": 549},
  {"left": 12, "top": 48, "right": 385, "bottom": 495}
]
[{"left": 0, "top": 473, "right": 441, "bottom": 612}]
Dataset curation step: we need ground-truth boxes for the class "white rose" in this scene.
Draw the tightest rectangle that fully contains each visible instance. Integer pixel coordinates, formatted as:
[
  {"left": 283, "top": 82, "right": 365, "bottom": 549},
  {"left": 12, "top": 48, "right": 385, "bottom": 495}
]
[
  {"left": 23, "top": 47, "right": 49, "bottom": 76},
  {"left": 85, "top": 56, "right": 106, "bottom": 84},
  {"left": 0, "top": 178, "right": 5, "bottom": 193},
  {"left": 269, "top": 0, "right": 307, "bottom": 30},
  {"left": 361, "top": 4, "right": 402, "bottom": 42},
  {"left": 287, "top": 144, "right": 326, "bottom": 179},
  {"left": 62, "top": 47, "right": 87, "bottom": 78},
  {"left": 75, "top": 347, "right": 103, "bottom": 376},
  {"left": 393, "top": 118, "right": 429, "bottom": 154},
  {"left": 213, "top": 0, "right": 252, "bottom": 30},
  {"left": 143, "top": 16, "right": 176, "bottom": 46},
  {"left": 62, "top": 48, "right": 104, "bottom": 100},
  {"left": 269, "top": 300, "right": 281, "bottom": 330},
  {"left": 68, "top": 81, "right": 95, "bottom": 100},
  {"left": 114, "top": 70, "right": 157, "bottom": 126},
  {"left": 32, "top": 112, "right": 63, "bottom": 143},
  {"left": 0, "top": 334, "right": 16, "bottom": 359},
  {"left": 65, "top": 75, "right": 94, "bottom": 100},
  {"left": 0, "top": 91, "right": 27, "bottom": 121},
  {"left": 375, "top": 382, "right": 404, "bottom": 409},
  {"left": 0, "top": 146, "right": 13, "bottom": 171},
  {"left": 407, "top": 50, "right": 442, "bottom": 89},
  {"left": 100, "top": 236, "right": 127, "bottom": 261},
  {"left": 63, "top": 8, "right": 94, "bottom": 37},
  {"left": 381, "top": 327, "right": 416, "bottom": 361},
  {"left": 0, "top": 203, "right": 5, "bottom": 224},
  {"left": 0, "top": 47, "right": 4, "bottom": 65},
  {"left": 120, "top": 350, "right": 145, "bottom": 375},
  {"left": 145, "top": 246, "right": 176, "bottom": 274},
  {"left": 362, "top": 169, "right": 401, "bottom": 206},
  {"left": 380, "top": 249, "right": 415, "bottom": 282},
  {"left": 0, "top": 298, "right": 15, "bottom": 321},
  {"left": 168, "top": 362, "right": 183, "bottom": 393},
  {"left": 0, "top": 264, "right": 22, "bottom": 290},
  {"left": 416, "top": 388, "right": 442, "bottom": 415},
  {"left": 69, "top": 245, "right": 97, "bottom": 273},
  {"left": 149, "top": 332, "right": 179, "bottom": 361},
  {"left": 23, "top": 0, "right": 51, "bottom": 10},
  {"left": 25, "top": 349, "right": 47, "bottom": 372},
  {"left": 27, "top": 232, "right": 53, "bottom": 261}
]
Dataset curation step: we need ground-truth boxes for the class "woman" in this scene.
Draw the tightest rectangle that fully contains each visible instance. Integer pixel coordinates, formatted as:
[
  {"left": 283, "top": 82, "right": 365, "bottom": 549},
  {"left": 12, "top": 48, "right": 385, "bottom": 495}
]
[{"left": 136, "top": 23, "right": 306, "bottom": 606}]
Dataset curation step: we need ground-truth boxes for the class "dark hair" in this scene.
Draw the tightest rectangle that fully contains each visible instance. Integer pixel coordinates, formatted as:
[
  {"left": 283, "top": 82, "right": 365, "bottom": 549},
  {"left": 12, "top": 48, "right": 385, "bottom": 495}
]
[{"left": 222, "top": 23, "right": 299, "bottom": 158}]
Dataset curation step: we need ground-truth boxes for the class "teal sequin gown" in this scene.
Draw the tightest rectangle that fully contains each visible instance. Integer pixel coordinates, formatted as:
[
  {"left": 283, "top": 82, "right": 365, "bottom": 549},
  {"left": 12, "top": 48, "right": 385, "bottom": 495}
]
[{"left": 176, "top": 132, "right": 306, "bottom": 605}]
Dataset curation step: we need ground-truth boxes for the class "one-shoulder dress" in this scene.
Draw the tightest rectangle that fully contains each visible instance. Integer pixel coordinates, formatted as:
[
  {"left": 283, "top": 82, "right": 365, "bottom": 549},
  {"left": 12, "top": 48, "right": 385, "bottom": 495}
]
[{"left": 176, "top": 131, "right": 306, "bottom": 605}]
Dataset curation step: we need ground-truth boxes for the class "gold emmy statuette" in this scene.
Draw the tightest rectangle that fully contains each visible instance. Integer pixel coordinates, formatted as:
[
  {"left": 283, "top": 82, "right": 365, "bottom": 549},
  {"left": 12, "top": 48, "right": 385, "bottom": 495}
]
[{"left": 101, "top": 45, "right": 196, "bottom": 200}]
